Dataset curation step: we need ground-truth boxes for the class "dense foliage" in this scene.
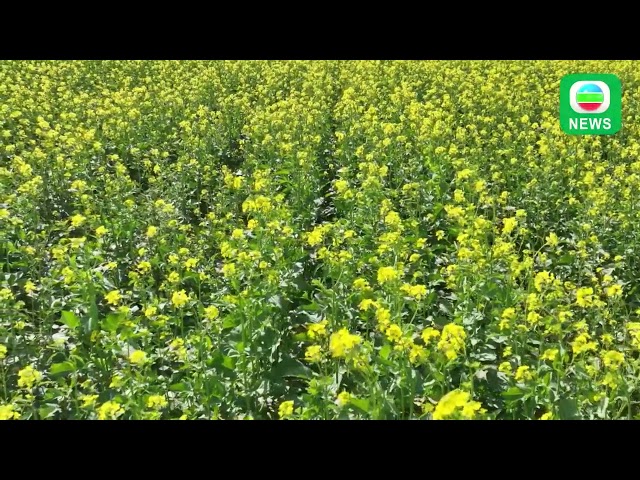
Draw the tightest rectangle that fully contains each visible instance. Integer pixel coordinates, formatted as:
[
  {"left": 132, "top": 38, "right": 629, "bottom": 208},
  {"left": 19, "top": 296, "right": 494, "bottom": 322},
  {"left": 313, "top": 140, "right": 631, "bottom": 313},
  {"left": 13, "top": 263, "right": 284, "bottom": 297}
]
[{"left": 1, "top": 60, "right": 639, "bottom": 420}]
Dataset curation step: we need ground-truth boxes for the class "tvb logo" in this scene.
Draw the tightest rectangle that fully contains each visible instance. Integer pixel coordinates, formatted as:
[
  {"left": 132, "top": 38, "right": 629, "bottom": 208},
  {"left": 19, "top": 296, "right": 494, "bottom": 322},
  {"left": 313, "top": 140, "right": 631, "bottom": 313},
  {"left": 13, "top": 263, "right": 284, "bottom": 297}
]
[{"left": 560, "top": 73, "right": 621, "bottom": 135}]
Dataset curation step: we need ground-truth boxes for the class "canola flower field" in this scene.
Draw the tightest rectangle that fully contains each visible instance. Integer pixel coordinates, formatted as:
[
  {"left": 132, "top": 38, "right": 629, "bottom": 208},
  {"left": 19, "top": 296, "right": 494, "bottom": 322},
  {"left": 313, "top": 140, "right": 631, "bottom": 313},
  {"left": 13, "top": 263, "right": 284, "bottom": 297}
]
[{"left": 1, "top": 60, "right": 640, "bottom": 420}]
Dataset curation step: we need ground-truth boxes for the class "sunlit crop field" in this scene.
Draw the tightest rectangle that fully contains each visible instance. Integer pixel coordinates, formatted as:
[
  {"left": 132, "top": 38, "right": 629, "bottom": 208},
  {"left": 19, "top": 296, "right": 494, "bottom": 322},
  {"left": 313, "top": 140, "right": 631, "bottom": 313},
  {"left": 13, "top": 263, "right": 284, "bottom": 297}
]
[{"left": 2, "top": 60, "right": 640, "bottom": 420}]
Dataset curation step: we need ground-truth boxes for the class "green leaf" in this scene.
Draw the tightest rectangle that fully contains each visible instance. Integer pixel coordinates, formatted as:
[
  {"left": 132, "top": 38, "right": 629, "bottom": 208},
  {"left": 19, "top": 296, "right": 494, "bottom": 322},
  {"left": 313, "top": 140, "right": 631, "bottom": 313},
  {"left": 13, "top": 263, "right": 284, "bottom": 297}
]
[
  {"left": 270, "top": 358, "right": 312, "bottom": 380},
  {"left": 380, "top": 344, "right": 392, "bottom": 360},
  {"left": 425, "top": 290, "right": 437, "bottom": 306},
  {"left": 102, "top": 313, "right": 123, "bottom": 333},
  {"left": 83, "top": 285, "right": 100, "bottom": 334},
  {"left": 38, "top": 404, "right": 60, "bottom": 419},
  {"left": 558, "top": 398, "right": 579, "bottom": 419},
  {"left": 60, "top": 311, "right": 80, "bottom": 329},
  {"left": 268, "top": 295, "right": 284, "bottom": 309},
  {"left": 222, "top": 356, "right": 236, "bottom": 370},
  {"left": 301, "top": 302, "right": 321, "bottom": 312},
  {"left": 502, "top": 387, "right": 524, "bottom": 400},
  {"left": 558, "top": 254, "right": 576, "bottom": 265},
  {"left": 49, "top": 361, "right": 76, "bottom": 375},
  {"left": 475, "top": 352, "right": 497, "bottom": 362},
  {"left": 433, "top": 203, "right": 445, "bottom": 218},
  {"left": 350, "top": 397, "right": 370, "bottom": 413},
  {"left": 169, "top": 382, "right": 188, "bottom": 391},
  {"left": 222, "top": 316, "right": 239, "bottom": 329}
]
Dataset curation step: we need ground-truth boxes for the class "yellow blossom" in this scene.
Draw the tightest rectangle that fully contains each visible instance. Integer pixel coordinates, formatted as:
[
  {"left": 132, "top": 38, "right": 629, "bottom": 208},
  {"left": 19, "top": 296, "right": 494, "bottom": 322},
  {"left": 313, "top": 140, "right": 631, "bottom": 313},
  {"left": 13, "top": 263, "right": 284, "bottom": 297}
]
[
  {"left": 104, "top": 290, "right": 121, "bottom": 306},
  {"left": 602, "top": 350, "right": 624, "bottom": 370},
  {"left": 377, "top": 266, "right": 399, "bottom": 284},
  {"left": 307, "top": 320, "right": 328, "bottom": 339},
  {"left": 70, "top": 214, "right": 86, "bottom": 227},
  {"left": 359, "top": 299, "right": 378, "bottom": 311},
  {"left": 17, "top": 365, "right": 42, "bottom": 389},
  {"left": 576, "top": 287, "right": 595, "bottom": 307},
  {"left": 502, "top": 217, "right": 517, "bottom": 235},
  {"left": 353, "top": 278, "right": 370, "bottom": 290},
  {"left": 80, "top": 394, "right": 99, "bottom": 408},
  {"left": 336, "top": 391, "right": 351, "bottom": 407},
  {"left": 171, "top": 290, "right": 189, "bottom": 308},
  {"left": 421, "top": 327, "right": 440, "bottom": 344},
  {"left": 498, "top": 361, "right": 512, "bottom": 373},
  {"left": 329, "top": 328, "right": 361, "bottom": 358},
  {"left": 515, "top": 365, "right": 534, "bottom": 382},
  {"left": 278, "top": 400, "right": 294, "bottom": 418},
  {"left": 606, "top": 284, "right": 623, "bottom": 298},
  {"left": 204, "top": 305, "right": 219, "bottom": 321},
  {"left": 128, "top": 350, "right": 147, "bottom": 365},
  {"left": 304, "top": 345, "right": 323, "bottom": 363},
  {"left": 385, "top": 324, "right": 403, "bottom": 342},
  {"left": 97, "top": 401, "right": 124, "bottom": 420},
  {"left": 436, "top": 323, "right": 466, "bottom": 360},
  {"left": 0, "top": 404, "right": 20, "bottom": 420},
  {"left": 146, "top": 395, "right": 168, "bottom": 409}
]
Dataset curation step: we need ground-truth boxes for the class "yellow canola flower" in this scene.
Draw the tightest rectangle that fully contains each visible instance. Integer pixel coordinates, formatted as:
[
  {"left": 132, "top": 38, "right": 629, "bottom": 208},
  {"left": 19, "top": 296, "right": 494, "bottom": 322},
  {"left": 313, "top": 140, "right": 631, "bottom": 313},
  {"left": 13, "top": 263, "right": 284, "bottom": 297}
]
[
  {"left": 278, "top": 400, "right": 294, "bottom": 419},
  {"left": 437, "top": 323, "right": 467, "bottom": 360},
  {"left": 0, "top": 404, "right": 20, "bottom": 420},
  {"left": 329, "top": 328, "right": 362, "bottom": 358},
  {"left": 336, "top": 391, "right": 351, "bottom": 407},
  {"left": 502, "top": 217, "right": 518, "bottom": 235},
  {"left": 17, "top": 365, "right": 42, "bottom": 389},
  {"left": 433, "top": 390, "right": 482, "bottom": 420},
  {"left": 204, "top": 305, "right": 219, "bottom": 320},
  {"left": 307, "top": 320, "right": 328, "bottom": 339},
  {"left": 128, "top": 350, "right": 147, "bottom": 365},
  {"left": 377, "top": 266, "right": 399, "bottom": 284},
  {"left": 602, "top": 350, "right": 624, "bottom": 370},
  {"left": 98, "top": 401, "right": 124, "bottom": 420},
  {"left": 104, "top": 290, "right": 121, "bottom": 306},
  {"left": 70, "top": 214, "right": 86, "bottom": 227},
  {"left": 304, "top": 345, "right": 323, "bottom": 363},
  {"left": 146, "top": 395, "right": 168, "bottom": 410},
  {"left": 171, "top": 290, "right": 189, "bottom": 308}
]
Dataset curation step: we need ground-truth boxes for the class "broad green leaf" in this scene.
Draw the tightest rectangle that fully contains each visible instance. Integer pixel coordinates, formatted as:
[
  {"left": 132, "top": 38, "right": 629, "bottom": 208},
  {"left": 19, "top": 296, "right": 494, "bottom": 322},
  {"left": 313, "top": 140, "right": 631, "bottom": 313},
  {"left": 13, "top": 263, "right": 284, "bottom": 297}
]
[
  {"left": 502, "top": 387, "right": 524, "bottom": 399},
  {"left": 558, "top": 398, "right": 579, "bottom": 420},
  {"left": 475, "top": 352, "right": 497, "bottom": 362},
  {"left": 270, "top": 358, "right": 312, "bottom": 380},
  {"left": 102, "top": 313, "right": 123, "bottom": 333},
  {"left": 222, "top": 356, "right": 236, "bottom": 370},
  {"left": 38, "top": 404, "right": 59, "bottom": 419},
  {"left": 222, "top": 316, "right": 239, "bottom": 329},
  {"left": 301, "top": 302, "right": 321, "bottom": 312},
  {"left": 60, "top": 311, "right": 80, "bottom": 329},
  {"left": 350, "top": 397, "right": 370, "bottom": 413},
  {"left": 49, "top": 361, "right": 76, "bottom": 375},
  {"left": 380, "top": 344, "right": 392, "bottom": 360},
  {"left": 268, "top": 295, "right": 284, "bottom": 309},
  {"left": 558, "top": 254, "right": 576, "bottom": 265}
]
